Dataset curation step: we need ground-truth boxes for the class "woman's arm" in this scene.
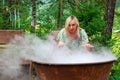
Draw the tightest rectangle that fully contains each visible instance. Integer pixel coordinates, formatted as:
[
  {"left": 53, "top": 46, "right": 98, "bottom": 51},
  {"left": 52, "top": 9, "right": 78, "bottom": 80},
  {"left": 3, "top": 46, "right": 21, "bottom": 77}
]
[
  {"left": 56, "top": 28, "right": 65, "bottom": 47},
  {"left": 80, "top": 29, "right": 94, "bottom": 50}
]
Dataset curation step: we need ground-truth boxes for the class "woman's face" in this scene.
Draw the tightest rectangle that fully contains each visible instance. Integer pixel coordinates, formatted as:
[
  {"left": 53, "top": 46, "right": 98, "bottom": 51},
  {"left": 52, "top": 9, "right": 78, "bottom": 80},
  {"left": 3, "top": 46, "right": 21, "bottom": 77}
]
[{"left": 67, "top": 20, "right": 77, "bottom": 34}]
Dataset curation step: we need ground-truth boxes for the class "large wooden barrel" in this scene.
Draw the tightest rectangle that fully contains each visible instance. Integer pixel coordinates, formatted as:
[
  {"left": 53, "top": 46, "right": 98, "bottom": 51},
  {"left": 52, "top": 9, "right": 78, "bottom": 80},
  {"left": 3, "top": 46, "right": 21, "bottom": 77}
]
[
  {"left": 0, "top": 30, "right": 32, "bottom": 80},
  {"left": 0, "top": 30, "right": 24, "bottom": 44},
  {"left": 34, "top": 60, "right": 115, "bottom": 80}
]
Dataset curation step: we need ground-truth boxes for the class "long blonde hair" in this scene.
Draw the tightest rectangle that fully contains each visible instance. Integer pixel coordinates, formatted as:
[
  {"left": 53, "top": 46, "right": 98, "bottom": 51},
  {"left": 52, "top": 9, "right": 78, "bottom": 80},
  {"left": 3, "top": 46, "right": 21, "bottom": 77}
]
[{"left": 65, "top": 16, "right": 81, "bottom": 38}]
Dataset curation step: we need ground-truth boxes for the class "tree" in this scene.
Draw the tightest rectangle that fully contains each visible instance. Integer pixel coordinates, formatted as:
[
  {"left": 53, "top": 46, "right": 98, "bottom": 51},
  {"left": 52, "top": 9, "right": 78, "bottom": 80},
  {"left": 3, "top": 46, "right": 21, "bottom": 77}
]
[
  {"left": 31, "top": 0, "right": 36, "bottom": 32},
  {"left": 75, "top": 0, "right": 80, "bottom": 12},
  {"left": 57, "top": 0, "right": 64, "bottom": 28},
  {"left": 101, "top": 0, "right": 116, "bottom": 44}
]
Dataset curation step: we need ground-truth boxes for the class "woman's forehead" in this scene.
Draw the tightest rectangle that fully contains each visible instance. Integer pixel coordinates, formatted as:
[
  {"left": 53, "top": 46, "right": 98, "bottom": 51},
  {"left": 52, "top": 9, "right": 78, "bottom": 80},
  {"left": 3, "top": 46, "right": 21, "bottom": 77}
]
[{"left": 69, "top": 20, "right": 76, "bottom": 24}]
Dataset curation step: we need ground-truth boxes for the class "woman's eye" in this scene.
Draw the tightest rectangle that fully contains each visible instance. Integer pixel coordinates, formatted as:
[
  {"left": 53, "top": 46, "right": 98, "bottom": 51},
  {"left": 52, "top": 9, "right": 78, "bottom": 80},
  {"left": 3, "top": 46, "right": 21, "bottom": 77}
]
[
  {"left": 68, "top": 24, "right": 76, "bottom": 27},
  {"left": 72, "top": 24, "right": 75, "bottom": 26}
]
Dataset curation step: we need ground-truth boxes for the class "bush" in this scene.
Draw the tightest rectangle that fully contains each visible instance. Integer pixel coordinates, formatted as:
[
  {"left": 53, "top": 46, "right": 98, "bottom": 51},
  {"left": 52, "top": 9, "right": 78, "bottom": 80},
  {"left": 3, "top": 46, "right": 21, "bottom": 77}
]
[
  {"left": 107, "top": 36, "right": 120, "bottom": 79},
  {"left": 72, "top": 1, "right": 105, "bottom": 37}
]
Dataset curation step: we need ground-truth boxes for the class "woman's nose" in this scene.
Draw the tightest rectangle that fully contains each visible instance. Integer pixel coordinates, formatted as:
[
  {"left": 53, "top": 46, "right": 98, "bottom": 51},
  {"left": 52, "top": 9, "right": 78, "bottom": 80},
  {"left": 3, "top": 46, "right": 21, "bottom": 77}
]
[{"left": 70, "top": 26, "right": 73, "bottom": 29}]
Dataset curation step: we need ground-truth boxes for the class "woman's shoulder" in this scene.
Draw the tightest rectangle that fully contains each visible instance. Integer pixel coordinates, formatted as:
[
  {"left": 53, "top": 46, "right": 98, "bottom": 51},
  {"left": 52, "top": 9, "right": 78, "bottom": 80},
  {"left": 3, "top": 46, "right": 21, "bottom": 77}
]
[
  {"left": 60, "top": 28, "right": 65, "bottom": 32},
  {"left": 79, "top": 28, "right": 85, "bottom": 33},
  {"left": 57, "top": 28, "right": 65, "bottom": 41},
  {"left": 58, "top": 28, "right": 65, "bottom": 34}
]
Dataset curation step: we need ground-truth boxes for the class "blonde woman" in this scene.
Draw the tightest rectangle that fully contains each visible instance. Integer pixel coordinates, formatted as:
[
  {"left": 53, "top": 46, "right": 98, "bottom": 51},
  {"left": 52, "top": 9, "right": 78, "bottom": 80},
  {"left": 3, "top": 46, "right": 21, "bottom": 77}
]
[{"left": 57, "top": 16, "right": 93, "bottom": 50}]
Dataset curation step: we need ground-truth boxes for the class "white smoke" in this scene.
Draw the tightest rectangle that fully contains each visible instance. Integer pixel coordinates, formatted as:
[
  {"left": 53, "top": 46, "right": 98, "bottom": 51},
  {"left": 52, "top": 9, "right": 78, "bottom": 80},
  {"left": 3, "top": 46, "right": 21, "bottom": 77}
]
[{"left": 0, "top": 34, "right": 117, "bottom": 79}]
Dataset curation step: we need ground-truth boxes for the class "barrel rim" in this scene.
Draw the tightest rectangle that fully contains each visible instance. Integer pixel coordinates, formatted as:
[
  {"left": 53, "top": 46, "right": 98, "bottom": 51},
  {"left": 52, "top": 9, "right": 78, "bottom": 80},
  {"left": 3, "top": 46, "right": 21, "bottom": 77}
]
[{"left": 33, "top": 59, "right": 116, "bottom": 66}]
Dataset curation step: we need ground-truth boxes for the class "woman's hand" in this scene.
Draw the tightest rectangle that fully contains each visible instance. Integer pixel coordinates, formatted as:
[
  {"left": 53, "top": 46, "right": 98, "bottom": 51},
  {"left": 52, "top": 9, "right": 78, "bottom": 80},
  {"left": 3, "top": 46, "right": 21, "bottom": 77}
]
[
  {"left": 83, "top": 43, "right": 94, "bottom": 50},
  {"left": 58, "top": 41, "right": 65, "bottom": 47}
]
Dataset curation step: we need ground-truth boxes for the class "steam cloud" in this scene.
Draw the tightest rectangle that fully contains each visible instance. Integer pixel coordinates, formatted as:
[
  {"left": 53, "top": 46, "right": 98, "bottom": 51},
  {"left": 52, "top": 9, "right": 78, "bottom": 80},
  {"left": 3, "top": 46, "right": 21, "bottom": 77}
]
[{"left": 0, "top": 34, "right": 117, "bottom": 79}]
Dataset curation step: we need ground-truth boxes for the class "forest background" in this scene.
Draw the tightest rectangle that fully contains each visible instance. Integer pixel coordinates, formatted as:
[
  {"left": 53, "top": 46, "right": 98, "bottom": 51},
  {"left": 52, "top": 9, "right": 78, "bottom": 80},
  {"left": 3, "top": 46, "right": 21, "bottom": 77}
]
[{"left": 0, "top": 0, "right": 120, "bottom": 79}]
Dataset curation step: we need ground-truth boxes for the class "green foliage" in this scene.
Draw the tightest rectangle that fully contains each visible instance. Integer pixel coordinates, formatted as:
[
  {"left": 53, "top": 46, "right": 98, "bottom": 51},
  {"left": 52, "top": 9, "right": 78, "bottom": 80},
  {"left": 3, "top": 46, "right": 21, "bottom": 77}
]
[
  {"left": 106, "top": 32, "right": 120, "bottom": 79},
  {"left": 116, "top": 0, "right": 120, "bottom": 8},
  {"left": 0, "top": 5, "right": 11, "bottom": 29},
  {"left": 109, "top": 75, "right": 120, "bottom": 80},
  {"left": 113, "top": 7, "right": 120, "bottom": 30},
  {"left": 36, "top": 1, "right": 59, "bottom": 28},
  {"left": 72, "top": 1, "right": 105, "bottom": 37},
  {"left": 25, "top": 23, "right": 57, "bottom": 38},
  {"left": 107, "top": 35, "right": 120, "bottom": 79},
  {"left": 0, "top": 1, "right": 31, "bottom": 30},
  {"left": 35, "top": 24, "right": 56, "bottom": 38},
  {"left": 35, "top": 1, "right": 58, "bottom": 37},
  {"left": 89, "top": 33, "right": 103, "bottom": 46}
]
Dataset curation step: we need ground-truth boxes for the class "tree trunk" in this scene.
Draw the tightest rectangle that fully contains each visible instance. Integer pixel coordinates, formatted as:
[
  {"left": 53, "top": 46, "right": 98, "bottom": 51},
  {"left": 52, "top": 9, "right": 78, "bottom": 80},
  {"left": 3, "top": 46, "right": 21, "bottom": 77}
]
[
  {"left": 75, "top": 0, "right": 81, "bottom": 4},
  {"left": 31, "top": 0, "right": 36, "bottom": 32},
  {"left": 4, "top": 0, "right": 14, "bottom": 29},
  {"left": 101, "top": 0, "right": 116, "bottom": 44},
  {"left": 75, "top": 0, "right": 80, "bottom": 12},
  {"left": 57, "top": 0, "right": 63, "bottom": 29}
]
